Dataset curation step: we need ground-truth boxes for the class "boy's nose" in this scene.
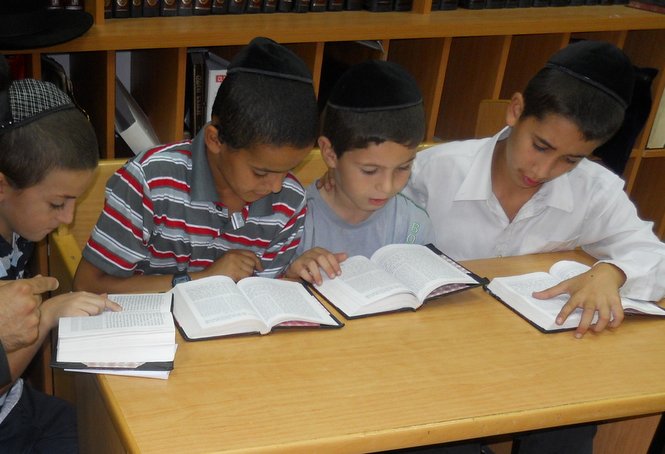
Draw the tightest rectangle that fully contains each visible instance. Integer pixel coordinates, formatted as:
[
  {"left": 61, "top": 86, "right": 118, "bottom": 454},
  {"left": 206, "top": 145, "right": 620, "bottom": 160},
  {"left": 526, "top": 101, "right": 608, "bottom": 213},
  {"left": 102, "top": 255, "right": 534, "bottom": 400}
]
[
  {"left": 267, "top": 174, "right": 284, "bottom": 194},
  {"left": 58, "top": 203, "right": 76, "bottom": 225}
]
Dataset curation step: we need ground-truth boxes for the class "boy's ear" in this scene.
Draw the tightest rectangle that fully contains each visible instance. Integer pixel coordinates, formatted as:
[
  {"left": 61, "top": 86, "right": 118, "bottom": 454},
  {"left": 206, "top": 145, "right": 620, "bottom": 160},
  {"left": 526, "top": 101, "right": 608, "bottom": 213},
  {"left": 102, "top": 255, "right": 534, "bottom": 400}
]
[
  {"left": 318, "top": 136, "right": 338, "bottom": 169},
  {"left": 204, "top": 124, "right": 224, "bottom": 155},
  {"left": 0, "top": 173, "right": 9, "bottom": 201},
  {"left": 506, "top": 93, "right": 525, "bottom": 127}
]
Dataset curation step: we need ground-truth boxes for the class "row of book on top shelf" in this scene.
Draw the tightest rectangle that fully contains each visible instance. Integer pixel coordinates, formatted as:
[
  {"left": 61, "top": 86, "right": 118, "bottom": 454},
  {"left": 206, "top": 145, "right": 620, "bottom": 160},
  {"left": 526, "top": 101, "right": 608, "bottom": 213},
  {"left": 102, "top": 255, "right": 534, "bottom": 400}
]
[
  {"left": 108, "top": 0, "right": 413, "bottom": 16},
  {"left": 438, "top": 0, "right": 628, "bottom": 9},
  {"left": 51, "top": 243, "right": 665, "bottom": 381}
]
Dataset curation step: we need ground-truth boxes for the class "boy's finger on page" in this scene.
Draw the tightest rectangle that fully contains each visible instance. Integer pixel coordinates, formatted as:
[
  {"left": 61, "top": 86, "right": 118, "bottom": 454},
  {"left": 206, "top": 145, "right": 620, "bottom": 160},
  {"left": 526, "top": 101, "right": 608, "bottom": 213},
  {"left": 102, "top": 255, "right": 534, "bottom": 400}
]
[
  {"left": 106, "top": 299, "right": 123, "bottom": 312},
  {"left": 532, "top": 282, "right": 566, "bottom": 300},
  {"left": 575, "top": 307, "right": 596, "bottom": 339},
  {"left": 555, "top": 299, "right": 577, "bottom": 326}
]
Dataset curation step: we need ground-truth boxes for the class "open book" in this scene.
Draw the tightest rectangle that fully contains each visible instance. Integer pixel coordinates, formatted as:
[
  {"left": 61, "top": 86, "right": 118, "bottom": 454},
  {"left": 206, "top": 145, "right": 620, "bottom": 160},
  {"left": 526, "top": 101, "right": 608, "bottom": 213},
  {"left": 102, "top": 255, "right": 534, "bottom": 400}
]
[
  {"left": 53, "top": 293, "right": 178, "bottom": 379},
  {"left": 172, "top": 275, "right": 343, "bottom": 341},
  {"left": 486, "top": 260, "right": 665, "bottom": 332},
  {"left": 313, "top": 244, "right": 486, "bottom": 318}
]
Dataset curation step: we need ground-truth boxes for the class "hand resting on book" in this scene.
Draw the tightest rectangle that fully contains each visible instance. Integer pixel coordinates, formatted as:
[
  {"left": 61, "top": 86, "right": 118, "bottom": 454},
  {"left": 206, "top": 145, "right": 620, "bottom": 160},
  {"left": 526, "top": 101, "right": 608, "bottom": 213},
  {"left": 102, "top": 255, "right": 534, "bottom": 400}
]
[{"left": 530, "top": 261, "right": 627, "bottom": 338}]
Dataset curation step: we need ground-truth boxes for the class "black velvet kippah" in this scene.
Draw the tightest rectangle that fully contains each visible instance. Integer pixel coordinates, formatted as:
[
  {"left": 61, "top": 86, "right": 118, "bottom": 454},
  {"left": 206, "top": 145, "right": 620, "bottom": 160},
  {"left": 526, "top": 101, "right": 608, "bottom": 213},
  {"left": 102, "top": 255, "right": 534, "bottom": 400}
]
[
  {"left": 327, "top": 60, "right": 423, "bottom": 112},
  {"left": 545, "top": 40, "right": 635, "bottom": 109},
  {"left": 227, "top": 36, "right": 313, "bottom": 84}
]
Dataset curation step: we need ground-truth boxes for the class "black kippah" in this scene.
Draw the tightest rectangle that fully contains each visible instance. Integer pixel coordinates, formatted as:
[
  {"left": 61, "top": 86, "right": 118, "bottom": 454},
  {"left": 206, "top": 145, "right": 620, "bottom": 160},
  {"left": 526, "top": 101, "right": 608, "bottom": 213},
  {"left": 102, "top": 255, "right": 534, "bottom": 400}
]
[
  {"left": 545, "top": 40, "right": 635, "bottom": 109},
  {"left": 227, "top": 36, "right": 313, "bottom": 84},
  {"left": 327, "top": 60, "right": 423, "bottom": 112}
]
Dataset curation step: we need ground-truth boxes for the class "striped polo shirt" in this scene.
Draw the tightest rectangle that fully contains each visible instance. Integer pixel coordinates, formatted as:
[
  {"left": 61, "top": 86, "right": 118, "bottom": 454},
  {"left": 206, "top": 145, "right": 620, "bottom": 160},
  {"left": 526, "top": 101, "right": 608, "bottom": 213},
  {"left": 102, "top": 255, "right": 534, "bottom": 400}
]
[{"left": 82, "top": 132, "right": 307, "bottom": 279}]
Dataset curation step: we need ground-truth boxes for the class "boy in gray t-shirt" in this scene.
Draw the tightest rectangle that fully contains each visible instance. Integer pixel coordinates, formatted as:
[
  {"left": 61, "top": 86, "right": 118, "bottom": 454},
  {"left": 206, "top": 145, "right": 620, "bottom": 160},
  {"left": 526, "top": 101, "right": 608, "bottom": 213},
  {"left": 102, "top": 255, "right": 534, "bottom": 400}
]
[{"left": 285, "top": 60, "right": 432, "bottom": 285}]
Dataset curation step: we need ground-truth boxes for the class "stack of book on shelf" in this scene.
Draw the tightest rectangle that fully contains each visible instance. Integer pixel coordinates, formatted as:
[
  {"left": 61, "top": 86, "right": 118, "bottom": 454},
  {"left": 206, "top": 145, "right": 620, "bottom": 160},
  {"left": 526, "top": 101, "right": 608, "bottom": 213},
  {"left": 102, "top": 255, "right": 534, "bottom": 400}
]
[
  {"left": 185, "top": 49, "right": 230, "bottom": 138},
  {"left": 52, "top": 294, "right": 178, "bottom": 379}
]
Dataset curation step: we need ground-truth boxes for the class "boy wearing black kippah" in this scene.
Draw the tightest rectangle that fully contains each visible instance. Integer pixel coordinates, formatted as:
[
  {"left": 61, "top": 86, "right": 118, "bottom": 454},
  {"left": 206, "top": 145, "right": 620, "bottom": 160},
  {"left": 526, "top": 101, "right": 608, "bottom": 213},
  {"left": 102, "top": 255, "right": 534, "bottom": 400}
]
[
  {"left": 405, "top": 40, "right": 665, "bottom": 341},
  {"left": 74, "top": 37, "right": 319, "bottom": 293},
  {"left": 285, "top": 60, "right": 433, "bottom": 284}
]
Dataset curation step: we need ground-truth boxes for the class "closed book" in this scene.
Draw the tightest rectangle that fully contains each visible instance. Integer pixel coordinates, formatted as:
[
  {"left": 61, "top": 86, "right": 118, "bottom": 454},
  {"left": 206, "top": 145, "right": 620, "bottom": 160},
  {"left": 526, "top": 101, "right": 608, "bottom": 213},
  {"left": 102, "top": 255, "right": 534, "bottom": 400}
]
[
  {"left": 130, "top": 0, "right": 142, "bottom": 16},
  {"left": 194, "top": 0, "right": 212, "bottom": 13},
  {"left": 310, "top": 0, "right": 328, "bottom": 10},
  {"left": 550, "top": 0, "right": 569, "bottom": 5},
  {"left": 212, "top": 0, "right": 229, "bottom": 12},
  {"left": 186, "top": 50, "right": 206, "bottom": 136},
  {"left": 505, "top": 0, "right": 519, "bottom": 7},
  {"left": 246, "top": 0, "right": 263, "bottom": 12},
  {"left": 143, "top": 0, "right": 160, "bottom": 15},
  {"left": 517, "top": 0, "right": 532, "bottom": 6},
  {"left": 277, "top": 0, "right": 294, "bottom": 10},
  {"left": 227, "top": 0, "right": 247, "bottom": 12},
  {"left": 293, "top": 0, "right": 311, "bottom": 11},
  {"left": 47, "top": 0, "right": 64, "bottom": 9},
  {"left": 532, "top": 0, "right": 549, "bottom": 6},
  {"left": 431, "top": 0, "right": 441, "bottom": 10},
  {"left": 263, "top": 0, "right": 278, "bottom": 11},
  {"left": 344, "top": 0, "right": 363, "bottom": 8},
  {"left": 178, "top": 0, "right": 194, "bottom": 13},
  {"left": 113, "top": 0, "right": 131, "bottom": 17},
  {"left": 161, "top": 0, "right": 179, "bottom": 14},
  {"left": 568, "top": 0, "right": 585, "bottom": 5},
  {"left": 115, "top": 77, "right": 160, "bottom": 154},
  {"left": 105, "top": 0, "right": 113, "bottom": 17},
  {"left": 627, "top": 0, "right": 665, "bottom": 12},
  {"left": 393, "top": 0, "right": 413, "bottom": 10},
  {"left": 364, "top": 0, "right": 392, "bottom": 11},
  {"left": 327, "top": 0, "right": 344, "bottom": 10},
  {"left": 459, "top": 0, "right": 485, "bottom": 8}
]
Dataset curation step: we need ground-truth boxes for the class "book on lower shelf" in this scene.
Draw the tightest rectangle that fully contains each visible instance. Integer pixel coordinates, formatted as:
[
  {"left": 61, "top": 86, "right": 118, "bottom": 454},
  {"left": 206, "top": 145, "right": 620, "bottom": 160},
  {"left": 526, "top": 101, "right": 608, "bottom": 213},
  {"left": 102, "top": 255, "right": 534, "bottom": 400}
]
[
  {"left": 172, "top": 276, "right": 343, "bottom": 340},
  {"left": 204, "top": 52, "right": 229, "bottom": 124},
  {"left": 115, "top": 77, "right": 160, "bottom": 155},
  {"left": 485, "top": 260, "right": 665, "bottom": 333},
  {"left": 52, "top": 294, "right": 178, "bottom": 379},
  {"left": 313, "top": 243, "right": 486, "bottom": 319}
]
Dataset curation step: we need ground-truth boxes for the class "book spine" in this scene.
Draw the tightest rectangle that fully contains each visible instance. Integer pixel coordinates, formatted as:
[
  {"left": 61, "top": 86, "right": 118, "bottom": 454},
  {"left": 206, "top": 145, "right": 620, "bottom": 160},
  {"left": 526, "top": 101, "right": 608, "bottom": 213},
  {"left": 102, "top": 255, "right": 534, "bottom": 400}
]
[
  {"left": 64, "top": 0, "right": 84, "bottom": 10},
  {"left": 263, "top": 0, "right": 278, "bottom": 11},
  {"left": 277, "top": 0, "right": 294, "bottom": 8},
  {"left": 532, "top": 0, "right": 549, "bottom": 6},
  {"left": 344, "top": 0, "right": 363, "bottom": 8},
  {"left": 485, "top": 0, "right": 505, "bottom": 6},
  {"left": 130, "top": 0, "right": 142, "bottom": 16},
  {"left": 194, "top": 0, "right": 212, "bottom": 13},
  {"left": 393, "top": 0, "right": 413, "bottom": 10},
  {"left": 293, "top": 0, "right": 311, "bottom": 11},
  {"left": 114, "top": 0, "right": 131, "bottom": 17},
  {"left": 310, "top": 0, "right": 328, "bottom": 10},
  {"left": 363, "top": 0, "right": 392, "bottom": 11},
  {"left": 439, "top": 0, "right": 458, "bottom": 8},
  {"left": 178, "top": 0, "right": 194, "bottom": 13},
  {"left": 105, "top": 0, "right": 113, "bottom": 17},
  {"left": 245, "top": 0, "right": 262, "bottom": 11},
  {"left": 458, "top": 0, "right": 485, "bottom": 8},
  {"left": 143, "top": 0, "right": 160, "bottom": 15},
  {"left": 327, "top": 0, "right": 344, "bottom": 9},
  {"left": 212, "top": 0, "right": 229, "bottom": 12},
  {"left": 504, "top": 0, "right": 519, "bottom": 7},
  {"left": 161, "top": 0, "right": 179, "bottom": 14},
  {"left": 47, "top": 0, "right": 64, "bottom": 9},
  {"left": 227, "top": 0, "right": 247, "bottom": 12}
]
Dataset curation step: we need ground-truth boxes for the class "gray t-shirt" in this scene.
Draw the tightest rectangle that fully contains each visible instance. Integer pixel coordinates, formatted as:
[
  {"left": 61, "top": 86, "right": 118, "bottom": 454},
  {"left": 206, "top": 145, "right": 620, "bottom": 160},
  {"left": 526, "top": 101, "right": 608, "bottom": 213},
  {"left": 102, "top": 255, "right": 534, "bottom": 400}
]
[{"left": 296, "top": 182, "right": 434, "bottom": 258}]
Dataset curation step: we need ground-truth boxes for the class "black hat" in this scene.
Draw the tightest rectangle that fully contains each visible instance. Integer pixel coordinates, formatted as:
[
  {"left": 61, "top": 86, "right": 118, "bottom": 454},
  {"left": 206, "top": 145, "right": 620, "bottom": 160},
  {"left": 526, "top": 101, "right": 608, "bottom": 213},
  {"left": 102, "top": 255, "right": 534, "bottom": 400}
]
[
  {"left": 227, "top": 37, "right": 313, "bottom": 84},
  {"left": 326, "top": 60, "right": 423, "bottom": 112},
  {"left": 545, "top": 40, "right": 635, "bottom": 109},
  {"left": 0, "top": 56, "right": 76, "bottom": 134},
  {"left": 0, "top": 0, "right": 93, "bottom": 51}
]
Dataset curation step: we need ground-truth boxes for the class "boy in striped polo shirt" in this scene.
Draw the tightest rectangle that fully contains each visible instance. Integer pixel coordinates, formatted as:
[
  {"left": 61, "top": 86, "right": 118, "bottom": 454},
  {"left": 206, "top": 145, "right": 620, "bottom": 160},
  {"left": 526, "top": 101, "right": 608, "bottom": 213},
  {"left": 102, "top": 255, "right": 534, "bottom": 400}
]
[{"left": 73, "top": 37, "right": 319, "bottom": 293}]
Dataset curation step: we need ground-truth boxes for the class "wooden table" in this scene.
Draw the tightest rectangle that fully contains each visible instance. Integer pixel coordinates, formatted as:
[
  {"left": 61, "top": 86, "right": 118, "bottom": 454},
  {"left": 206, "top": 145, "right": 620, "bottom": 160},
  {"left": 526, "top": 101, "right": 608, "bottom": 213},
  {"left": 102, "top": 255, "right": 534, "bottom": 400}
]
[{"left": 76, "top": 250, "right": 665, "bottom": 453}]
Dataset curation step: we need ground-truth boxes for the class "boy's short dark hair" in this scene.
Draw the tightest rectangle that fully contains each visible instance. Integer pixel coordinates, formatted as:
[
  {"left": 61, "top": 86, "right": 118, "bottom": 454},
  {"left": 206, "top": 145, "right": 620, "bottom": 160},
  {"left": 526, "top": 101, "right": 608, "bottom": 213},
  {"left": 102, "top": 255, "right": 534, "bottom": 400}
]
[
  {"left": 211, "top": 37, "right": 318, "bottom": 150},
  {"left": 321, "top": 60, "right": 425, "bottom": 157},
  {"left": 0, "top": 68, "right": 98, "bottom": 189},
  {"left": 522, "top": 40, "right": 635, "bottom": 144}
]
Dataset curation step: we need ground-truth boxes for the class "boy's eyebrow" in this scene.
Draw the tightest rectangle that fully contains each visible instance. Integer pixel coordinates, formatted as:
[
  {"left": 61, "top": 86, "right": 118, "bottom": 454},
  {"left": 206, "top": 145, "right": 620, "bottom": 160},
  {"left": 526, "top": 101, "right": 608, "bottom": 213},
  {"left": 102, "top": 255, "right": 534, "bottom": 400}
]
[
  {"left": 252, "top": 165, "right": 297, "bottom": 173},
  {"left": 534, "top": 135, "right": 589, "bottom": 159}
]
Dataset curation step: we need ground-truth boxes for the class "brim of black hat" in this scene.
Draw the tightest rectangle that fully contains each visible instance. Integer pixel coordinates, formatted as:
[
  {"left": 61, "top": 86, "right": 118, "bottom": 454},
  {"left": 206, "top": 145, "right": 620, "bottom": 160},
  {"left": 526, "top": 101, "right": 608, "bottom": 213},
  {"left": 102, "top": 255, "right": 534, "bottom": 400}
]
[{"left": 0, "top": 10, "right": 93, "bottom": 51}]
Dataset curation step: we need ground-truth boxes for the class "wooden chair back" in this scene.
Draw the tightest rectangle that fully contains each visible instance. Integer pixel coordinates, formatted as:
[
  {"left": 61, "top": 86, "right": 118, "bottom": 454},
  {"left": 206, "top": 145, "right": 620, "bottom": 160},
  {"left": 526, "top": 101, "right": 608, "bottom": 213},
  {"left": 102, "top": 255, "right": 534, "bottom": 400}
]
[{"left": 475, "top": 99, "right": 509, "bottom": 138}]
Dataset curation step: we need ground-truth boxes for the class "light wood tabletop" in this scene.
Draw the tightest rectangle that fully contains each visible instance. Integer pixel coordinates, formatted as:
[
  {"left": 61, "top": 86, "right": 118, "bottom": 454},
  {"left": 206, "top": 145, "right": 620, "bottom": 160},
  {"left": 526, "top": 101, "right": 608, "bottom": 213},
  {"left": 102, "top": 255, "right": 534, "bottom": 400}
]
[{"left": 76, "top": 250, "right": 665, "bottom": 453}]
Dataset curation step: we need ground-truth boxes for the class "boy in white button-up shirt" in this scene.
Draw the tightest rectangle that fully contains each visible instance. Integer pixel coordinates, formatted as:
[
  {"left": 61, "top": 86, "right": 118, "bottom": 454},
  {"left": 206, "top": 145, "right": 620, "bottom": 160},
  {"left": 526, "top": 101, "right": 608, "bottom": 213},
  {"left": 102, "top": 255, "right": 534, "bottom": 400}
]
[{"left": 404, "top": 40, "right": 665, "bottom": 340}]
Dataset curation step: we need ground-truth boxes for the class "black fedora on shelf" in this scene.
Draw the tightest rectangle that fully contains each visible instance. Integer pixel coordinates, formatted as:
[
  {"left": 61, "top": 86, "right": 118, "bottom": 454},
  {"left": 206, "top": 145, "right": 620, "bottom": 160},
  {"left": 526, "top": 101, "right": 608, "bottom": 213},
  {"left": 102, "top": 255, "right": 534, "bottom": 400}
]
[{"left": 0, "top": 0, "right": 93, "bottom": 51}]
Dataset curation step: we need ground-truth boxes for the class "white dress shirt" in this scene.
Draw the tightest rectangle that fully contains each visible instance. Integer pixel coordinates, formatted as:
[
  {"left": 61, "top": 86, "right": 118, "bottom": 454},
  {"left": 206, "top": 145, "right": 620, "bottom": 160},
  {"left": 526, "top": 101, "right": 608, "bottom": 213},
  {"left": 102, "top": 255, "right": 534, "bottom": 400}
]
[{"left": 403, "top": 127, "right": 665, "bottom": 301}]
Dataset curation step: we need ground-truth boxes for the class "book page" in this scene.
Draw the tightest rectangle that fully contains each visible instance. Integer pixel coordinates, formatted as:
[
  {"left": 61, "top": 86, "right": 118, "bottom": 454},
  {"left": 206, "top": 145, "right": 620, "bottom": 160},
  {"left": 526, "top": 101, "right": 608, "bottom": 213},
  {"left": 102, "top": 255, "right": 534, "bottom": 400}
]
[
  {"left": 174, "top": 276, "right": 260, "bottom": 328},
  {"left": 108, "top": 293, "right": 172, "bottom": 313},
  {"left": 238, "top": 278, "right": 339, "bottom": 328},
  {"left": 370, "top": 244, "right": 478, "bottom": 301},
  {"left": 58, "top": 312, "right": 174, "bottom": 338},
  {"left": 549, "top": 260, "right": 590, "bottom": 281}
]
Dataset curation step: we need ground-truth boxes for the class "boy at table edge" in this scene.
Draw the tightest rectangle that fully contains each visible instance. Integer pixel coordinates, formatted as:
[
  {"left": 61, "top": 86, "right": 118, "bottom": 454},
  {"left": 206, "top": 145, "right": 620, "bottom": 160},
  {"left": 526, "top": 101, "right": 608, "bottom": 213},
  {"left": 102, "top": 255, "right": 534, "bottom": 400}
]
[
  {"left": 73, "top": 37, "right": 319, "bottom": 294},
  {"left": 402, "top": 40, "right": 665, "bottom": 339}
]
